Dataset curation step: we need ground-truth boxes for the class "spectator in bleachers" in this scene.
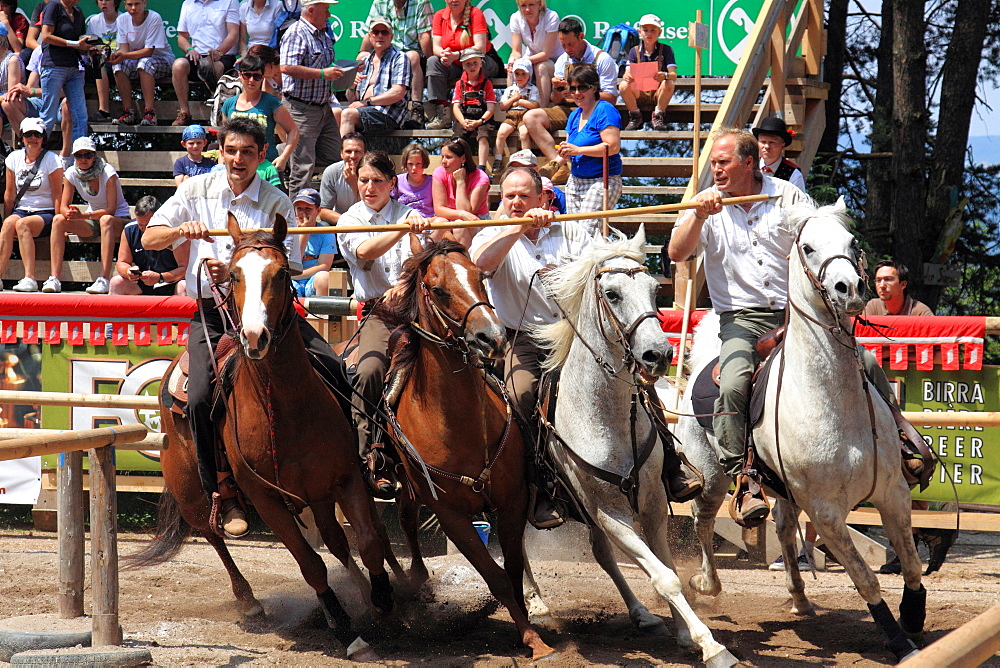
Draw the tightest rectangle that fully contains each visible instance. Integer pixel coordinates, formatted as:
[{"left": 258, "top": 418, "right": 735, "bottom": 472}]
[
  {"left": 239, "top": 0, "right": 280, "bottom": 54},
  {"left": 290, "top": 187, "right": 334, "bottom": 297},
  {"left": 340, "top": 16, "right": 410, "bottom": 137},
  {"left": 359, "top": 0, "right": 431, "bottom": 124},
  {"left": 246, "top": 43, "right": 281, "bottom": 95},
  {"left": 39, "top": 0, "right": 94, "bottom": 144},
  {"left": 521, "top": 18, "right": 618, "bottom": 185},
  {"left": 753, "top": 116, "right": 805, "bottom": 192},
  {"left": 432, "top": 136, "right": 487, "bottom": 246},
  {"left": 0, "top": 117, "right": 63, "bottom": 292},
  {"left": 492, "top": 57, "right": 539, "bottom": 174},
  {"left": 2, "top": 43, "right": 71, "bottom": 158},
  {"left": 319, "top": 131, "right": 364, "bottom": 223},
  {"left": 84, "top": 0, "right": 118, "bottom": 123},
  {"left": 619, "top": 14, "right": 676, "bottom": 132},
  {"left": 451, "top": 47, "right": 495, "bottom": 171},
  {"left": 424, "top": 0, "right": 500, "bottom": 130},
  {"left": 507, "top": 149, "right": 565, "bottom": 213},
  {"left": 109, "top": 0, "right": 173, "bottom": 126},
  {"left": 0, "top": 24, "right": 24, "bottom": 118},
  {"left": 506, "top": 0, "right": 560, "bottom": 107},
  {"left": 170, "top": 0, "right": 239, "bottom": 127},
  {"left": 556, "top": 63, "right": 622, "bottom": 236},
  {"left": 0, "top": 0, "right": 29, "bottom": 55},
  {"left": 221, "top": 54, "right": 299, "bottom": 175},
  {"left": 280, "top": 0, "right": 343, "bottom": 197},
  {"left": 391, "top": 141, "right": 433, "bottom": 217},
  {"left": 22, "top": 0, "right": 44, "bottom": 68},
  {"left": 173, "top": 124, "right": 215, "bottom": 185},
  {"left": 45, "top": 136, "right": 130, "bottom": 294},
  {"left": 110, "top": 195, "right": 187, "bottom": 296}
]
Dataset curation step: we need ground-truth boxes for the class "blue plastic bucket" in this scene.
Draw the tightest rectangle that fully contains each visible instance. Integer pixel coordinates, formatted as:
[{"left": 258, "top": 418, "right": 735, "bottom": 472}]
[{"left": 472, "top": 520, "right": 491, "bottom": 545}]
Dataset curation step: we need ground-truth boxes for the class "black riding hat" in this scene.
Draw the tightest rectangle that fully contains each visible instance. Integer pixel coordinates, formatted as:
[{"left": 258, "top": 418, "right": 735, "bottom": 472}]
[{"left": 752, "top": 116, "right": 793, "bottom": 146}]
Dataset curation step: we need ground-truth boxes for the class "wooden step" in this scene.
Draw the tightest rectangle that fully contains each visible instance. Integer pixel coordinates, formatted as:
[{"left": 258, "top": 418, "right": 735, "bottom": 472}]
[{"left": 3, "top": 260, "right": 104, "bottom": 284}]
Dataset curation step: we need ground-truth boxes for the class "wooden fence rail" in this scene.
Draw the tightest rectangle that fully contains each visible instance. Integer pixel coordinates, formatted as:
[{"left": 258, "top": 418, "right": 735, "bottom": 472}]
[{"left": 901, "top": 602, "right": 1000, "bottom": 667}]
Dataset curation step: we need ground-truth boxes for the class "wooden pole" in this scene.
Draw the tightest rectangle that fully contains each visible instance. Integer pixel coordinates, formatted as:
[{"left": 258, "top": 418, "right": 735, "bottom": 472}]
[
  {"left": 602, "top": 143, "right": 610, "bottom": 238},
  {"left": 0, "top": 428, "right": 166, "bottom": 450},
  {"left": 0, "top": 424, "right": 148, "bottom": 462},
  {"left": 58, "top": 450, "right": 84, "bottom": 618},
  {"left": 900, "top": 602, "right": 1000, "bottom": 667},
  {"left": 0, "top": 390, "right": 157, "bottom": 409},
  {"left": 691, "top": 10, "right": 703, "bottom": 194},
  {"left": 205, "top": 195, "right": 773, "bottom": 236},
  {"left": 89, "top": 444, "right": 122, "bottom": 646}
]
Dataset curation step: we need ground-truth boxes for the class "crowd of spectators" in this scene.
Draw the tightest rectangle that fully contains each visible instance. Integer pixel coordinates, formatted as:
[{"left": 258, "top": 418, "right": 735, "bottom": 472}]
[{"left": 0, "top": 1, "right": 750, "bottom": 296}]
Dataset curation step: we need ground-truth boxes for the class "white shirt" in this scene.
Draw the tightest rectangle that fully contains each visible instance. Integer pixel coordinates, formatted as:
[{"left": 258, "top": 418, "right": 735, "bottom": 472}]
[
  {"left": 4, "top": 150, "right": 62, "bottom": 212},
  {"left": 337, "top": 198, "right": 417, "bottom": 302},
  {"left": 508, "top": 9, "right": 562, "bottom": 61},
  {"left": 554, "top": 42, "right": 619, "bottom": 100},
  {"left": 759, "top": 157, "right": 806, "bottom": 192},
  {"left": 147, "top": 169, "right": 298, "bottom": 298},
  {"left": 178, "top": 0, "right": 241, "bottom": 55},
  {"left": 65, "top": 162, "right": 131, "bottom": 218},
  {"left": 470, "top": 219, "right": 592, "bottom": 329},
  {"left": 239, "top": 0, "right": 281, "bottom": 48},
  {"left": 115, "top": 10, "right": 174, "bottom": 62},
  {"left": 500, "top": 82, "right": 540, "bottom": 107},
  {"left": 698, "top": 175, "right": 812, "bottom": 313}
]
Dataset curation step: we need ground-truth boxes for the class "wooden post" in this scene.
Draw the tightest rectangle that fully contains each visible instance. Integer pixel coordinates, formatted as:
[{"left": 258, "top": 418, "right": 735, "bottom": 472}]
[
  {"left": 689, "top": 11, "right": 706, "bottom": 194},
  {"left": 58, "top": 450, "right": 84, "bottom": 618},
  {"left": 602, "top": 144, "right": 610, "bottom": 238},
  {"left": 89, "top": 445, "right": 121, "bottom": 646}
]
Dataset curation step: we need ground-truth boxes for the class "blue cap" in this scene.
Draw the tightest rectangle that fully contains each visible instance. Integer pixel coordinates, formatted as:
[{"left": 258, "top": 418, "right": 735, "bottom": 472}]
[
  {"left": 294, "top": 188, "right": 321, "bottom": 206},
  {"left": 181, "top": 124, "right": 207, "bottom": 141},
  {"left": 0, "top": 24, "right": 9, "bottom": 38}
]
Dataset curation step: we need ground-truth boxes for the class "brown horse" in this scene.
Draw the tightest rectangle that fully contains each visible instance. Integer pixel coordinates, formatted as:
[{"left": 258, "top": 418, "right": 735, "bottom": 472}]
[
  {"left": 376, "top": 234, "right": 555, "bottom": 660},
  {"left": 128, "top": 213, "right": 391, "bottom": 661}
]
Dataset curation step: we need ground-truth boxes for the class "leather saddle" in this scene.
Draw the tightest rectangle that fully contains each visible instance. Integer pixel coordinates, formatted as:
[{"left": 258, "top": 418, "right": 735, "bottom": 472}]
[{"left": 162, "top": 334, "right": 239, "bottom": 418}]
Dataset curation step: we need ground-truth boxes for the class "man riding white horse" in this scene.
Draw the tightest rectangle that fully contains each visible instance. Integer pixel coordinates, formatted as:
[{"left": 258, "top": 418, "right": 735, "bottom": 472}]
[
  {"left": 473, "top": 167, "right": 701, "bottom": 528},
  {"left": 668, "top": 127, "right": 929, "bottom": 527}
]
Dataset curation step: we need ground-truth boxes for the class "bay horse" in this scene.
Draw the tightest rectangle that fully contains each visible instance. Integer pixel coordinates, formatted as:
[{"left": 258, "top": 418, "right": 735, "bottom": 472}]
[
  {"left": 675, "top": 198, "right": 925, "bottom": 662},
  {"left": 128, "top": 213, "right": 391, "bottom": 661},
  {"left": 375, "top": 233, "right": 556, "bottom": 660},
  {"left": 530, "top": 227, "right": 737, "bottom": 667}
]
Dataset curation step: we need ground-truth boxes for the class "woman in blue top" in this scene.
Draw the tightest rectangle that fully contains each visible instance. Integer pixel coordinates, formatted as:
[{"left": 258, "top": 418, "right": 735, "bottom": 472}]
[
  {"left": 221, "top": 53, "right": 299, "bottom": 174},
  {"left": 555, "top": 62, "right": 622, "bottom": 236}
]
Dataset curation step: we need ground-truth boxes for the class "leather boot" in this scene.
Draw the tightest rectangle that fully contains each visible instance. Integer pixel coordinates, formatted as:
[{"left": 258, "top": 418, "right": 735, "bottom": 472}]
[
  {"left": 624, "top": 109, "right": 642, "bottom": 131},
  {"left": 661, "top": 446, "right": 703, "bottom": 503},
  {"left": 426, "top": 103, "right": 452, "bottom": 130},
  {"left": 729, "top": 474, "right": 769, "bottom": 528},
  {"left": 221, "top": 497, "right": 249, "bottom": 537},
  {"left": 528, "top": 481, "right": 564, "bottom": 530},
  {"left": 364, "top": 444, "right": 398, "bottom": 500}
]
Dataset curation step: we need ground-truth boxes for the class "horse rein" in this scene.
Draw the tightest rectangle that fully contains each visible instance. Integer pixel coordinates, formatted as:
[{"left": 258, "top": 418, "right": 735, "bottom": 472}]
[
  {"left": 411, "top": 281, "right": 495, "bottom": 368},
  {"left": 594, "top": 266, "right": 660, "bottom": 379}
]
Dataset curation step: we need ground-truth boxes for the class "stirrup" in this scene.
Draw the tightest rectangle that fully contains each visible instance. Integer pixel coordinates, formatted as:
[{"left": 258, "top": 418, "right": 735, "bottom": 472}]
[
  {"left": 365, "top": 448, "right": 399, "bottom": 500},
  {"left": 527, "top": 483, "right": 565, "bottom": 530},
  {"left": 728, "top": 474, "right": 770, "bottom": 528}
]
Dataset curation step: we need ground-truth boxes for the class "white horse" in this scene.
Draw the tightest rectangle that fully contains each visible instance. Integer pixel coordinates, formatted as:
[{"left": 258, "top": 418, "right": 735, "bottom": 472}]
[
  {"left": 530, "top": 227, "right": 738, "bottom": 668},
  {"left": 675, "top": 198, "right": 925, "bottom": 663}
]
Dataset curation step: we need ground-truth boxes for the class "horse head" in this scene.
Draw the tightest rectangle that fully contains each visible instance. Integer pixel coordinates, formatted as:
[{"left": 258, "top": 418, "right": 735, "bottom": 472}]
[
  {"left": 407, "top": 232, "right": 508, "bottom": 360},
  {"left": 786, "top": 196, "right": 866, "bottom": 323},
  {"left": 226, "top": 212, "right": 294, "bottom": 360}
]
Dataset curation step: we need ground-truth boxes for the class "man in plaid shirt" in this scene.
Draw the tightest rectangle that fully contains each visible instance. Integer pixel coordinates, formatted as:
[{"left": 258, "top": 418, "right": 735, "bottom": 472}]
[
  {"left": 359, "top": 0, "right": 432, "bottom": 122},
  {"left": 280, "top": 0, "right": 344, "bottom": 195},
  {"left": 340, "top": 17, "right": 411, "bottom": 136}
]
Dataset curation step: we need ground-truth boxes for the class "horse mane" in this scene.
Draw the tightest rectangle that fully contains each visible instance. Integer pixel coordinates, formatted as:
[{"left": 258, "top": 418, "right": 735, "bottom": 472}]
[
  {"left": 376, "top": 238, "right": 470, "bottom": 375},
  {"left": 779, "top": 196, "right": 852, "bottom": 236},
  {"left": 532, "top": 231, "right": 645, "bottom": 371},
  {"left": 231, "top": 229, "right": 289, "bottom": 264}
]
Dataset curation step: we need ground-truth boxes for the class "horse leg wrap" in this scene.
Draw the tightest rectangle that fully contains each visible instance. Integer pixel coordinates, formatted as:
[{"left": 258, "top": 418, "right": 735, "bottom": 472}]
[
  {"left": 899, "top": 584, "right": 926, "bottom": 635},
  {"left": 868, "top": 600, "right": 918, "bottom": 661},
  {"left": 369, "top": 571, "right": 394, "bottom": 614},
  {"left": 317, "top": 588, "right": 357, "bottom": 646}
]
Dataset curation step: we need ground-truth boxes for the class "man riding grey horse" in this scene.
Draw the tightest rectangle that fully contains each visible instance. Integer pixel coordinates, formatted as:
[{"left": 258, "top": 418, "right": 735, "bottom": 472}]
[{"left": 473, "top": 167, "right": 701, "bottom": 528}]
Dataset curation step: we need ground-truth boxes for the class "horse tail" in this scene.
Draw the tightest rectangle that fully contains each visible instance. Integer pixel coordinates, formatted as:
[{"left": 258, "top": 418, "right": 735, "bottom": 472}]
[{"left": 122, "top": 487, "right": 191, "bottom": 569}]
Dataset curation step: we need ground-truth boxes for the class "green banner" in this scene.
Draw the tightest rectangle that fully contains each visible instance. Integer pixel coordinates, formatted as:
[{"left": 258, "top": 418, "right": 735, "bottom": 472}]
[
  {"left": 40, "top": 342, "right": 181, "bottom": 472},
  {"left": 69, "top": 0, "right": 773, "bottom": 77}
]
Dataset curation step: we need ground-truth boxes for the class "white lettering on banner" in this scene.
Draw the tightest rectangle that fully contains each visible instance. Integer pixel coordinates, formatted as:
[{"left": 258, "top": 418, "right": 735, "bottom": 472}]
[
  {"left": 921, "top": 380, "right": 985, "bottom": 405},
  {"left": 69, "top": 358, "right": 171, "bottom": 434},
  {"left": 593, "top": 22, "right": 609, "bottom": 41},
  {"left": 350, "top": 20, "right": 366, "bottom": 39}
]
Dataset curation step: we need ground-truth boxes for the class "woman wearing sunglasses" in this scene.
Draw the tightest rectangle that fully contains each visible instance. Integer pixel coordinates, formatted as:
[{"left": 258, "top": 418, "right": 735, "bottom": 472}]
[
  {"left": 554, "top": 63, "right": 622, "bottom": 236},
  {"left": 220, "top": 53, "right": 299, "bottom": 175},
  {"left": 44, "top": 136, "right": 130, "bottom": 294},
  {"left": 0, "top": 117, "right": 63, "bottom": 292}
]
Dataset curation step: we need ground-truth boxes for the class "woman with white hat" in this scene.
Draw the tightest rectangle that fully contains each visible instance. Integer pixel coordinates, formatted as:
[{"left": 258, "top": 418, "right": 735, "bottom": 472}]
[
  {"left": 44, "top": 135, "right": 130, "bottom": 294},
  {"left": 0, "top": 116, "right": 63, "bottom": 292}
]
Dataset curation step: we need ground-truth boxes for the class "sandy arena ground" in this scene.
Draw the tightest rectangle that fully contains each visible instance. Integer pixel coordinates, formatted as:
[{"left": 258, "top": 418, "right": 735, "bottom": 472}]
[{"left": 1, "top": 524, "right": 999, "bottom": 666}]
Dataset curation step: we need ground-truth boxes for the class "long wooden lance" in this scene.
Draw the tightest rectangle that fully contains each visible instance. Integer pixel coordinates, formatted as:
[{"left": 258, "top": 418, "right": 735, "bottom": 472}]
[{"left": 206, "top": 194, "right": 773, "bottom": 235}]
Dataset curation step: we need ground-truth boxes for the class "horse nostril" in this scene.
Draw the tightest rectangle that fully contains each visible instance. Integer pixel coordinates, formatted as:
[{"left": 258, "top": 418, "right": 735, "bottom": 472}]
[
  {"left": 642, "top": 349, "right": 662, "bottom": 365},
  {"left": 858, "top": 279, "right": 865, "bottom": 293},
  {"left": 835, "top": 281, "right": 848, "bottom": 294}
]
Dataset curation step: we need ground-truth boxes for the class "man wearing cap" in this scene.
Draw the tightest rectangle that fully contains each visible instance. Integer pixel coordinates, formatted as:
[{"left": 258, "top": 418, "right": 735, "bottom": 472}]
[
  {"left": 668, "top": 127, "right": 811, "bottom": 527},
  {"left": 280, "top": 0, "right": 345, "bottom": 197},
  {"left": 339, "top": 17, "right": 410, "bottom": 137},
  {"left": 358, "top": 0, "right": 432, "bottom": 123},
  {"left": 521, "top": 18, "right": 618, "bottom": 185},
  {"left": 492, "top": 57, "right": 540, "bottom": 174},
  {"left": 170, "top": 0, "right": 240, "bottom": 126},
  {"left": 619, "top": 14, "right": 677, "bottom": 132},
  {"left": 291, "top": 188, "right": 338, "bottom": 298},
  {"left": 753, "top": 117, "right": 805, "bottom": 192},
  {"left": 141, "top": 117, "right": 352, "bottom": 537},
  {"left": 508, "top": 149, "right": 565, "bottom": 213}
]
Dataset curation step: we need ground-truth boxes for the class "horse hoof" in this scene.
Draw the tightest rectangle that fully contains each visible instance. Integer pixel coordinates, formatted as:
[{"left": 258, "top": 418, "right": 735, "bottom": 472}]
[
  {"left": 898, "top": 648, "right": 920, "bottom": 663},
  {"left": 346, "top": 637, "right": 379, "bottom": 662},
  {"left": 690, "top": 573, "right": 722, "bottom": 597},
  {"left": 527, "top": 594, "right": 551, "bottom": 618},
  {"left": 241, "top": 602, "right": 265, "bottom": 619},
  {"left": 790, "top": 600, "right": 815, "bottom": 616},
  {"left": 531, "top": 643, "right": 558, "bottom": 661},
  {"left": 641, "top": 622, "right": 670, "bottom": 637},
  {"left": 704, "top": 647, "right": 740, "bottom": 668}
]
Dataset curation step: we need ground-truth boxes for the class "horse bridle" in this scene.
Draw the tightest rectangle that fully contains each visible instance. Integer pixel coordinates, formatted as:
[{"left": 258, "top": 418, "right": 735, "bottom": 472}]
[
  {"left": 412, "top": 269, "right": 496, "bottom": 367},
  {"left": 593, "top": 265, "right": 661, "bottom": 376},
  {"left": 226, "top": 241, "right": 297, "bottom": 352}
]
